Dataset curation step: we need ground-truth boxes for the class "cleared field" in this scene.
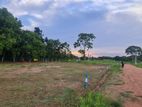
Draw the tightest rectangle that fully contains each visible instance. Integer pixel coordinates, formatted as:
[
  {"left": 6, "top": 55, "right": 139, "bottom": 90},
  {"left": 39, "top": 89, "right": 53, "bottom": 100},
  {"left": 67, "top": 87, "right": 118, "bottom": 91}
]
[{"left": 0, "top": 62, "right": 109, "bottom": 107}]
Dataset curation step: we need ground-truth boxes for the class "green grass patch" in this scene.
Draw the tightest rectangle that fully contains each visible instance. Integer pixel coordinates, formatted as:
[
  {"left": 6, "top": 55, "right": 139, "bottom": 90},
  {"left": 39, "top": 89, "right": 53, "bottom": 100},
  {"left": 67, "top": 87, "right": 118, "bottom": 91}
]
[
  {"left": 134, "top": 62, "right": 142, "bottom": 68},
  {"left": 80, "top": 92, "right": 122, "bottom": 107},
  {"left": 78, "top": 60, "right": 121, "bottom": 74}
]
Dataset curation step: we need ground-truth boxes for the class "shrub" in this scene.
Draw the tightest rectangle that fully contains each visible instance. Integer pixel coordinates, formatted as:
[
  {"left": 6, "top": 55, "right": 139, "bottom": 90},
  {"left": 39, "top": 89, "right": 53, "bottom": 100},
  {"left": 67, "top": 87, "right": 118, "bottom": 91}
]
[{"left": 80, "top": 92, "right": 122, "bottom": 107}]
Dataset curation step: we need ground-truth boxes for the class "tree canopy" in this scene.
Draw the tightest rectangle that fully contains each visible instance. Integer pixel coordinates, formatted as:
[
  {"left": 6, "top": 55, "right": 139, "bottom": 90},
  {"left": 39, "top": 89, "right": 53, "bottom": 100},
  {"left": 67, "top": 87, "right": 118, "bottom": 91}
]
[
  {"left": 0, "top": 8, "right": 72, "bottom": 62},
  {"left": 74, "top": 33, "right": 95, "bottom": 58},
  {"left": 125, "top": 46, "right": 142, "bottom": 64}
]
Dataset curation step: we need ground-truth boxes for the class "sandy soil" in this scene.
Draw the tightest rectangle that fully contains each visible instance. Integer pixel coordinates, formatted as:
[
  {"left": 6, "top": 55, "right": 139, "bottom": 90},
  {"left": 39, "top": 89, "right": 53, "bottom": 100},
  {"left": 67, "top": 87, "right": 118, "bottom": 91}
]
[
  {"left": 113, "top": 64, "right": 142, "bottom": 107},
  {"left": 122, "top": 64, "right": 142, "bottom": 107},
  {"left": 106, "top": 64, "right": 142, "bottom": 107}
]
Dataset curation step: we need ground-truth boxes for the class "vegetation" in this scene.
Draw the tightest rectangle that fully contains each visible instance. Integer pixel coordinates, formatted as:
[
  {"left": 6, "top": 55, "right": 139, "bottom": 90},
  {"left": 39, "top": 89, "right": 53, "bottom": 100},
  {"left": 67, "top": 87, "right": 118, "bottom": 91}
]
[
  {"left": 0, "top": 8, "right": 74, "bottom": 62},
  {"left": 134, "top": 62, "right": 142, "bottom": 68},
  {"left": 74, "top": 33, "right": 95, "bottom": 59},
  {"left": 78, "top": 60, "right": 121, "bottom": 74},
  {"left": 80, "top": 92, "right": 122, "bottom": 107},
  {"left": 125, "top": 46, "right": 142, "bottom": 64}
]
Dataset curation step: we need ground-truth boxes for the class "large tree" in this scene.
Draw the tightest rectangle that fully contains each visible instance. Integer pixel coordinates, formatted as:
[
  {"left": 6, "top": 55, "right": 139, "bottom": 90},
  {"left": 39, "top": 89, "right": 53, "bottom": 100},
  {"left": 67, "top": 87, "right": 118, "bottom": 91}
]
[
  {"left": 125, "top": 46, "right": 142, "bottom": 64},
  {"left": 74, "top": 33, "right": 95, "bottom": 59},
  {"left": 0, "top": 8, "right": 22, "bottom": 62},
  {"left": 19, "top": 30, "right": 45, "bottom": 61}
]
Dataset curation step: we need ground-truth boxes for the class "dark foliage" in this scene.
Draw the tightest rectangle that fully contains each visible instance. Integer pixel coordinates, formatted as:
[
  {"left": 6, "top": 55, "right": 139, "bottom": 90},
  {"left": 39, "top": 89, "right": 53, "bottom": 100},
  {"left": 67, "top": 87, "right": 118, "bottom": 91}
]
[{"left": 0, "top": 8, "right": 72, "bottom": 62}]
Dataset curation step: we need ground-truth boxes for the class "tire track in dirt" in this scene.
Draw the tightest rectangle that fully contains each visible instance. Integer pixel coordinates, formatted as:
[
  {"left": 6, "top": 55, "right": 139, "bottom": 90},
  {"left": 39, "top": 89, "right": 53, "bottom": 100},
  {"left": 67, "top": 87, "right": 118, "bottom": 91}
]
[
  {"left": 93, "top": 66, "right": 111, "bottom": 92},
  {"left": 94, "top": 68, "right": 109, "bottom": 92}
]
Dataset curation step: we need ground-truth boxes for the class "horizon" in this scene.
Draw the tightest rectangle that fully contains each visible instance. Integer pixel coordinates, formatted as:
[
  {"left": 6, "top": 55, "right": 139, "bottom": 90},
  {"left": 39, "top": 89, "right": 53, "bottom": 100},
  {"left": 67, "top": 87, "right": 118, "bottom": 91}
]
[{"left": 0, "top": 0, "right": 142, "bottom": 57}]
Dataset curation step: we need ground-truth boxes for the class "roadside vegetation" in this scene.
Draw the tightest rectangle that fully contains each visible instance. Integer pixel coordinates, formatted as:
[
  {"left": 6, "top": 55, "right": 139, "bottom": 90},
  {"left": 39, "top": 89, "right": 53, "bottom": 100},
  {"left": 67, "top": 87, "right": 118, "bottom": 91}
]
[
  {"left": 70, "top": 59, "right": 121, "bottom": 74},
  {"left": 78, "top": 60, "right": 122, "bottom": 107},
  {"left": 80, "top": 92, "right": 122, "bottom": 107},
  {"left": 134, "top": 62, "right": 142, "bottom": 68}
]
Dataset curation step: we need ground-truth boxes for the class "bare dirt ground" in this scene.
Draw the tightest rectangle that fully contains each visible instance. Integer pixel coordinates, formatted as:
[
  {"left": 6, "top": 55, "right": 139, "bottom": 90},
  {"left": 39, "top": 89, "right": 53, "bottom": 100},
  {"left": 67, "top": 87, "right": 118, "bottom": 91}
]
[
  {"left": 107, "top": 64, "right": 142, "bottom": 107},
  {"left": 0, "top": 62, "right": 108, "bottom": 107},
  {"left": 122, "top": 64, "right": 142, "bottom": 107}
]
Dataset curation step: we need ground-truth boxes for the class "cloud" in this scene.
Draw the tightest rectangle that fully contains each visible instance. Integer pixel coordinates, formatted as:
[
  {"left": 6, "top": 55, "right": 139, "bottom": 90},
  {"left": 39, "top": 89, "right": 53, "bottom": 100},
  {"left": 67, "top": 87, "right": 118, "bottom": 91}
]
[
  {"left": 105, "top": 1, "right": 142, "bottom": 22},
  {"left": 17, "top": 0, "right": 47, "bottom": 6},
  {"left": 71, "top": 50, "right": 82, "bottom": 57},
  {"left": 2, "top": 0, "right": 142, "bottom": 24},
  {"left": 30, "top": 13, "right": 43, "bottom": 19},
  {"left": 72, "top": 47, "right": 125, "bottom": 57},
  {"left": 94, "top": 47, "right": 126, "bottom": 57},
  {"left": 22, "top": 19, "right": 39, "bottom": 30}
]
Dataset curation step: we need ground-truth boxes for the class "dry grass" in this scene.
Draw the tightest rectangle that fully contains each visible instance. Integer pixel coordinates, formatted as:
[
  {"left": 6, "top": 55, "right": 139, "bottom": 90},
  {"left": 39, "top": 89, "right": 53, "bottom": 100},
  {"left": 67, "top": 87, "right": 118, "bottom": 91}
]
[{"left": 0, "top": 62, "right": 108, "bottom": 107}]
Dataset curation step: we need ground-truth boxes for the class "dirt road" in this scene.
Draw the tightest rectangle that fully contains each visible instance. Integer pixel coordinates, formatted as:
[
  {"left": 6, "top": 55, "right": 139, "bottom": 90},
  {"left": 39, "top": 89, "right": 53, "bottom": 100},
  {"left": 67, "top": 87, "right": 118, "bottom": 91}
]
[{"left": 121, "top": 64, "right": 142, "bottom": 107}]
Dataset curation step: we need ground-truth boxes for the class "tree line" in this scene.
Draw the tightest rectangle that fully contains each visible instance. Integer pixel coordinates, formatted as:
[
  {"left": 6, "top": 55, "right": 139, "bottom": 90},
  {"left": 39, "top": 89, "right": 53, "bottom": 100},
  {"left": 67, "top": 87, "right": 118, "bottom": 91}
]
[
  {"left": 0, "top": 8, "right": 95, "bottom": 62},
  {"left": 0, "top": 8, "right": 73, "bottom": 62},
  {"left": 97, "top": 46, "right": 142, "bottom": 64}
]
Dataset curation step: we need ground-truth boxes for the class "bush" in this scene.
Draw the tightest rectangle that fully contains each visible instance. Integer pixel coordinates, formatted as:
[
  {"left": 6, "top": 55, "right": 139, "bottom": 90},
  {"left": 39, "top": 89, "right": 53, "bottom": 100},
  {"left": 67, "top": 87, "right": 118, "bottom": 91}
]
[{"left": 80, "top": 92, "right": 122, "bottom": 107}]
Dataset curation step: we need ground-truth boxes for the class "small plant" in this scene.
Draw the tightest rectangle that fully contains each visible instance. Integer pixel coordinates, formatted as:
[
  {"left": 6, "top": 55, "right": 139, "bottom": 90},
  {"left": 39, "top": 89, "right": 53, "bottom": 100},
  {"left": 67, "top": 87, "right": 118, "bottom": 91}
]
[{"left": 80, "top": 92, "right": 122, "bottom": 107}]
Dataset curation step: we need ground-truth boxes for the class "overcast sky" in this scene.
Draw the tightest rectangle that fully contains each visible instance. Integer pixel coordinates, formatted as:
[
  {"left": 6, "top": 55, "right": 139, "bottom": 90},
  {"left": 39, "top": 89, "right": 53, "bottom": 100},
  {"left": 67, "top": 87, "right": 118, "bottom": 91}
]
[{"left": 0, "top": 0, "right": 142, "bottom": 57}]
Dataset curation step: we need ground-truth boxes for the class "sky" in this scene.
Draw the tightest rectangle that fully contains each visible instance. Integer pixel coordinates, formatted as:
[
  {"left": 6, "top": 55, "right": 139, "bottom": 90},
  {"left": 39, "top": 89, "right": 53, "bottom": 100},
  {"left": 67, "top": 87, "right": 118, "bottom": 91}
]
[{"left": 0, "top": 0, "right": 142, "bottom": 57}]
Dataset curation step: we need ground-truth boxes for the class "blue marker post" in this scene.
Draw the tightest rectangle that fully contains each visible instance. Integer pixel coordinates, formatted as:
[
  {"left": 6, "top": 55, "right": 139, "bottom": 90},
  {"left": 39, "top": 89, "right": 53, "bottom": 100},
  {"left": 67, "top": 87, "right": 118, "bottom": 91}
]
[{"left": 83, "top": 72, "right": 89, "bottom": 89}]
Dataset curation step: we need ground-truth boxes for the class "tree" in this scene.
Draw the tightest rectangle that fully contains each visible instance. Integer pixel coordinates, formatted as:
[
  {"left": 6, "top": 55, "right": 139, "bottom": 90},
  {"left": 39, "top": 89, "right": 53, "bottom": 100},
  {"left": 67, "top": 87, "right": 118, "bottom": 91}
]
[
  {"left": 0, "top": 8, "right": 22, "bottom": 62},
  {"left": 19, "top": 30, "right": 45, "bottom": 62},
  {"left": 59, "top": 42, "right": 71, "bottom": 60},
  {"left": 74, "top": 33, "right": 95, "bottom": 59},
  {"left": 125, "top": 46, "right": 142, "bottom": 64},
  {"left": 45, "top": 39, "right": 71, "bottom": 61},
  {"left": 34, "top": 27, "right": 44, "bottom": 43},
  {"left": 34, "top": 27, "right": 43, "bottom": 37}
]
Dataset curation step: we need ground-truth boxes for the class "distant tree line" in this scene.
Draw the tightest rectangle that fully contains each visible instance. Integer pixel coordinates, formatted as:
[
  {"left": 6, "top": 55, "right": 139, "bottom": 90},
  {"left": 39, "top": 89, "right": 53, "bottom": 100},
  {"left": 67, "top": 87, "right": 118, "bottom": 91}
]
[
  {"left": 97, "top": 45, "right": 142, "bottom": 64},
  {"left": 0, "top": 8, "right": 76, "bottom": 62},
  {"left": 96, "top": 56, "right": 132, "bottom": 61}
]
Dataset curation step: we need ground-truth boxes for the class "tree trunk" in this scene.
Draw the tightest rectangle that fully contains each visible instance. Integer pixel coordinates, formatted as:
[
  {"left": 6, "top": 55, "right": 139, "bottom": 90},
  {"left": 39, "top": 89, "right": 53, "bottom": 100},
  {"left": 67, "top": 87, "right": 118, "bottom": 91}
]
[
  {"left": 2, "top": 56, "right": 4, "bottom": 62},
  {"left": 83, "top": 50, "right": 86, "bottom": 60},
  {"left": 13, "top": 57, "right": 16, "bottom": 62},
  {"left": 1, "top": 53, "right": 5, "bottom": 62},
  {"left": 28, "top": 56, "right": 32, "bottom": 62},
  {"left": 83, "top": 52, "right": 85, "bottom": 60},
  {"left": 134, "top": 55, "right": 137, "bottom": 65},
  {"left": 83, "top": 46, "right": 86, "bottom": 60}
]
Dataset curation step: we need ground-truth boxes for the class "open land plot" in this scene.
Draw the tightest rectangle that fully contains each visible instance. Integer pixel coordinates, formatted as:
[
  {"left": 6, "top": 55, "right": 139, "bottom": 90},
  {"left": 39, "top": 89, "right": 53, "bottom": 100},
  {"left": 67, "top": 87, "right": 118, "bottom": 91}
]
[{"left": 0, "top": 62, "right": 109, "bottom": 107}]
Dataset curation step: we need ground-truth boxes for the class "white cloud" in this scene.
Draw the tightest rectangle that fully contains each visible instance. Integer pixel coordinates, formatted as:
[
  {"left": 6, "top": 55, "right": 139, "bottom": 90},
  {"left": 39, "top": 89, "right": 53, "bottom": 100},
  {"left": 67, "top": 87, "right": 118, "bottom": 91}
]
[
  {"left": 105, "top": 2, "right": 142, "bottom": 22},
  {"left": 117, "top": 4, "right": 142, "bottom": 22},
  {"left": 22, "top": 19, "right": 39, "bottom": 30},
  {"left": 8, "top": 0, "right": 48, "bottom": 7},
  {"left": 3, "top": 0, "right": 142, "bottom": 33},
  {"left": 3, "top": 0, "right": 142, "bottom": 23},
  {"left": 31, "top": 13, "right": 43, "bottom": 19},
  {"left": 18, "top": 0, "right": 47, "bottom": 6}
]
